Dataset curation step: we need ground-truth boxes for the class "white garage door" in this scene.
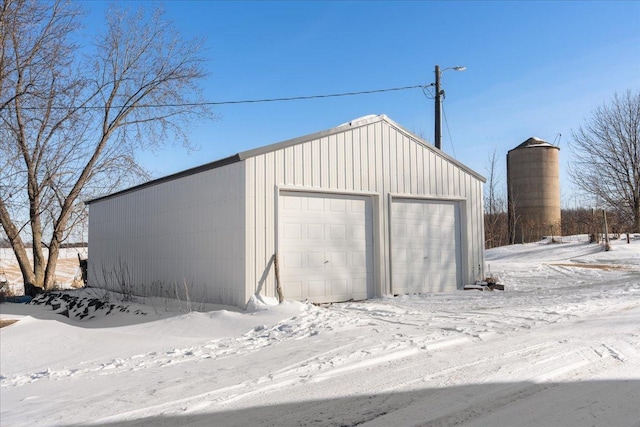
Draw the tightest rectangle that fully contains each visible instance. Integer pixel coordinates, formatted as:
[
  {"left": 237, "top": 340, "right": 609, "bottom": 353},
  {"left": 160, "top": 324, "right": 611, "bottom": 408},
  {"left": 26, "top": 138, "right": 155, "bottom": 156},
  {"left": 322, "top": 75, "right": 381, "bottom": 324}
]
[
  {"left": 391, "top": 199, "right": 462, "bottom": 294},
  {"left": 279, "top": 192, "right": 374, "bottom": 303}
]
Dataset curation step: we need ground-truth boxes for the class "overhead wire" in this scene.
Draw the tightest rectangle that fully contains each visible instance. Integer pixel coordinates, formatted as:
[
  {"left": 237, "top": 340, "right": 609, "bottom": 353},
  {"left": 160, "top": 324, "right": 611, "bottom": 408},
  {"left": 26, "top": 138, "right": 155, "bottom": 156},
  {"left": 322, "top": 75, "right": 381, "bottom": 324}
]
[
  {"left": 18, "top": 84, "right": 429, "bottom": 110},
  {"left": 421, "top": 84, "right": 436, "bottom": 100},
  {"left": 12, "top": 80, "right": 467, "bottom": 156},
  {"left": 197, "top": 84, "right": 427, "bottom": 106},
  {"left": 441, "top": 101, "right": 458, "bottom": 159}
]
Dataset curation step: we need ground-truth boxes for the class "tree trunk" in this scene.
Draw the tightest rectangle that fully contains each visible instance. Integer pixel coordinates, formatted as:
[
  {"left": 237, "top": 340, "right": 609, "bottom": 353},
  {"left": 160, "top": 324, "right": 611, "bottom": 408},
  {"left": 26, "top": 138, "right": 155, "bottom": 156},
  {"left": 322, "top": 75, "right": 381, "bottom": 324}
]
[
  {"left": 44, "top": 219, "right": 68, "bottom": 290},
  {"left": 44, "top": 239, "right": 60, "bottom": 290},
  {"left": 0, "top": 200, "right": 36, "bottom": 286},
  {"left": 30, "top": 220, "right": 45, "bottom": 288},
  {"left": 28, "top": 195, "right": 46, "bottom": 288},
  {"left": 44, "top": 195, "right": 76, "bottom": 289}
]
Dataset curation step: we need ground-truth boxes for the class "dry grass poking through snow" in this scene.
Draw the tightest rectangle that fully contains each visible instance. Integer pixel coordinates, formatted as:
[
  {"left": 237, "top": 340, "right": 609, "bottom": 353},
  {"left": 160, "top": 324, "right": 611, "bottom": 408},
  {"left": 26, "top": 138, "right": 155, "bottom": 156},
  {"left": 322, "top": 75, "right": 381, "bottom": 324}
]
[{"left": 0, "top": 319, "right": 18, "bottom": 328}]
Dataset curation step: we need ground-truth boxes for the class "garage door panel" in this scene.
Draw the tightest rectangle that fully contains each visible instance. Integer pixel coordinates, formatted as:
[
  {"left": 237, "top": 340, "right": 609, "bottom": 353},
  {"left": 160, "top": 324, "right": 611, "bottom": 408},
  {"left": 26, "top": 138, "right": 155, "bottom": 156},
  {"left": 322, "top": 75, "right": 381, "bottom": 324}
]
[
  {"left": 285, "top": 281, "right": 303, "bottom": 300},
  {"left": 330, "top": 224, "right": 346, "bottom": 240},
  {"left": 440, "top": 245, "right": 456, "bottom": 259},
  {"left": 351, "top": 251, "right": 367, "bottom": 268},
  {"left": 350, "top": 224, "right": 367, "bottom": 240},
  {"left": 392, "top": 199, "right": 462, "bottom": 294},
  {"left": 307, "top": 252, "right": 326, "bottom": 268},
  {"left": 330, "top": 251, "right": 347, "bottom": 267},
  {"left": 331, "top": 278, "right": 348, "bottom": 295},
  {"left": 280, "top": 192, "right": 373, "bottom": 303},
  {"left": 394, "top": 248, "right": 408, "bottom": 264},
  {"left": 329, "top": 198, "right": 346, "bottom": 212},
  {"left": 283, "top": 196, "right": 301, "bottom": 210},
  {"left": 411, "top": 223, "right": 426, "bottom": 238},
  {"left": 307, "top": 224, "right": 325, "bottom": 239},
  {"left": 283, "top": 223, "right": 301, "bottom": 239},
  {"left": 392, "top": 223, "right": 408, "bottom": 239},
  {"left": 394, "top": 273, "right": 429, "bottom": 294},
  {"left": 351, "top": 203, "right": 363, "bottom": 214},
  {"left": 282, "top": 252, "right": 302, "bottom": 269},
  {"left": 352, "top": 279, "right": 366, "bottom": 295},
  {"left": 439, "top": 223, "right": 455, "bottom": 233},
  {"left": 441, "top": 272, "right": 457, "bottom": 284},
  {"left": 308, "top": 280, "right": 326, "bottom": 297},
  {"left": 305, "top": 197, "right": 322, "bottom": 211}
]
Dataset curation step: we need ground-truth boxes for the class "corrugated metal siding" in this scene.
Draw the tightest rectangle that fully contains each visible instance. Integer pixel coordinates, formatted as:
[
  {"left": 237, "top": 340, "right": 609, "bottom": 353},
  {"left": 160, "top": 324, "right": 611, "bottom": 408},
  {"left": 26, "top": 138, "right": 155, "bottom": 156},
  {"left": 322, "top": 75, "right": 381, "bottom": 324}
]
[
  {"left": 88, "top": 162, "right": 247, "bottom": 307},
  {"left": 244, "top": 120, "right": 484, "bottom": 299}
]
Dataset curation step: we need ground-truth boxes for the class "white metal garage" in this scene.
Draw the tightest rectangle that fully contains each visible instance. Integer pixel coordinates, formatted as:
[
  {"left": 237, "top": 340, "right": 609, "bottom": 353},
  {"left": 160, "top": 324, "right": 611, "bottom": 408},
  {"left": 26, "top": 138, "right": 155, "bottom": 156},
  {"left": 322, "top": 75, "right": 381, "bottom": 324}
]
[
  {"left": 279, "top": 192, "right": 374, "bottom": 303},
  {"left": 87, "top": 114, "right": 485, "bottom": 308}
]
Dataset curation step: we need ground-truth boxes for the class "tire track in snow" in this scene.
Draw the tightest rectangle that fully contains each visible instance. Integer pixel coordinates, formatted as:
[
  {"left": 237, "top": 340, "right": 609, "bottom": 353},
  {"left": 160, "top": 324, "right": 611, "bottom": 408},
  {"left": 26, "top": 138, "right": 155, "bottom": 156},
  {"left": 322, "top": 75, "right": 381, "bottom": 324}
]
[{"left": 88, "top": 319, "right": 473, "bottom": 424}]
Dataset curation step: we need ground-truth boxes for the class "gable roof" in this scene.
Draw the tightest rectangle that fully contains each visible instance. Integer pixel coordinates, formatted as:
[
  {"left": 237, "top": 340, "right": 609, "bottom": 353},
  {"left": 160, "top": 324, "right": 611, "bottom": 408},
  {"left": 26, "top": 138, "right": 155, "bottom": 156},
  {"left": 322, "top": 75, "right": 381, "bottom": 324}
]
[{"left": 87, "top": 114, "right": 484, "bottom": 204}]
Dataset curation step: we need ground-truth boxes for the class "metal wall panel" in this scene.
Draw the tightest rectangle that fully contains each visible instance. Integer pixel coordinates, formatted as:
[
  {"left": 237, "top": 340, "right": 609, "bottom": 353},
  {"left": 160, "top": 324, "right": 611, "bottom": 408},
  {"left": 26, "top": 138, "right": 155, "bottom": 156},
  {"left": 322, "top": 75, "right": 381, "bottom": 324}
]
[
  {"left": 88, "top": 162, "right": 247, "bottom": 307},
  {"left": 244, "top": 118, "right": 484, "bottom": 301}
]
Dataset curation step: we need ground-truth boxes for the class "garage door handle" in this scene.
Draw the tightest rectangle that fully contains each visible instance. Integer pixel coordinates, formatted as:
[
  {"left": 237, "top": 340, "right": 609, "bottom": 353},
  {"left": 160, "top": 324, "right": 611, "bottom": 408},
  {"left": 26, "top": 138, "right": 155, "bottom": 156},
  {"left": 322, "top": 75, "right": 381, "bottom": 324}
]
[{"left": 324, "top": 260, "right": 330, "bottom": 264}]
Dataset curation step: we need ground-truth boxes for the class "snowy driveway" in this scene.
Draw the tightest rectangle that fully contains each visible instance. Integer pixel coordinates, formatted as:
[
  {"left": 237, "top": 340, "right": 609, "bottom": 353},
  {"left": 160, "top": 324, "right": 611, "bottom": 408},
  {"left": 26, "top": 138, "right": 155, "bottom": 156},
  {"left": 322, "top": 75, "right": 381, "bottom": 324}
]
[{"left": 2, "top": 238, "right": 640, "bottom": 426}]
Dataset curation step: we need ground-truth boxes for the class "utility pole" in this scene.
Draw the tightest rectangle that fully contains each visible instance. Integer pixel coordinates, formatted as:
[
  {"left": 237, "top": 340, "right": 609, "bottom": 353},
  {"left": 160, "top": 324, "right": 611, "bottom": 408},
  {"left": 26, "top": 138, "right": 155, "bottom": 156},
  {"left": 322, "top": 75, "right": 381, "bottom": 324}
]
[
  {"left": 434, "top": 65, "right": 442, "bottom": 150},
  {"left": 433, "top": 65, "right": 465, "bottom": 151}
]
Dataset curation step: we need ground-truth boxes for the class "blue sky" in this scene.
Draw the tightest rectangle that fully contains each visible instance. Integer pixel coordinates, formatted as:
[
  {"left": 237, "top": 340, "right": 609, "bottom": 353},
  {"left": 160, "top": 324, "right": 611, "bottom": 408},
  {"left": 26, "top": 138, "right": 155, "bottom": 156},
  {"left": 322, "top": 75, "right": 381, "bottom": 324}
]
[{"left": 82, "top": 1, "right": 640, "bottom": 205}]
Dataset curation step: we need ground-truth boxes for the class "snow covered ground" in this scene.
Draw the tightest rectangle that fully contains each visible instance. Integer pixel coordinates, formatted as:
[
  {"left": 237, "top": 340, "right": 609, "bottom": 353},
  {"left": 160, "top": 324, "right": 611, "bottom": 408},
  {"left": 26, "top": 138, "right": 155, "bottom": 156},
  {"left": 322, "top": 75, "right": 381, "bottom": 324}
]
[{"left": 1, "top": 236, "right": 640, "bottom": 426}]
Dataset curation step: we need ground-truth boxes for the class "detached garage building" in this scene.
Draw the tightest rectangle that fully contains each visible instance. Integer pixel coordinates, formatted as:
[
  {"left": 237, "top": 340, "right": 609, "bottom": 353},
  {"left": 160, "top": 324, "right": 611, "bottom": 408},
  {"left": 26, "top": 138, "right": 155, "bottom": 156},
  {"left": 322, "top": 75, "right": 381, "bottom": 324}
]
[{"left": 87, "top": 115, "right": 485, "bottom": 308}]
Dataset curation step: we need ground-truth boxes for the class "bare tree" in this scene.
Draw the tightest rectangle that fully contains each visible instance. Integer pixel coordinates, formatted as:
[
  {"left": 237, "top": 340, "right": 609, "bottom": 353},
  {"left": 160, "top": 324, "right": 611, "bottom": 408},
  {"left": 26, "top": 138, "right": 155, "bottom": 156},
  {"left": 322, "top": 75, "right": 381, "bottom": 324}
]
[
  {"left": 569, "top": 90, "right": 640, "bottom": 232},
  {"left": 484, "top": 147, "right": 507, "bottom": 248},
  {"left": 0, "top": 0, "right": 213, "bottom": 290}
]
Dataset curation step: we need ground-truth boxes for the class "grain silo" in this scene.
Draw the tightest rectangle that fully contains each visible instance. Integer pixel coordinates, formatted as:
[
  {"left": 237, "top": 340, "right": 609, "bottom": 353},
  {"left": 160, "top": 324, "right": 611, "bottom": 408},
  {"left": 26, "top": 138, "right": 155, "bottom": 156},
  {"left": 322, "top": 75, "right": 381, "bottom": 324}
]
[{"left": 507, "top": 137, "right": 561, "bottom": 244}]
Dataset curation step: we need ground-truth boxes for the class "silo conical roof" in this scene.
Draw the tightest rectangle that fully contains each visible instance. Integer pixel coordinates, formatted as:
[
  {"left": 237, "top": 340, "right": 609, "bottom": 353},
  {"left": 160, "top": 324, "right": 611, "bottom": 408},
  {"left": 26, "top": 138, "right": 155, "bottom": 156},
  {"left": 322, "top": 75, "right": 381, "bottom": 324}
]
[{"left": 511, "top": 137, "right": 558, "bottom": 151}]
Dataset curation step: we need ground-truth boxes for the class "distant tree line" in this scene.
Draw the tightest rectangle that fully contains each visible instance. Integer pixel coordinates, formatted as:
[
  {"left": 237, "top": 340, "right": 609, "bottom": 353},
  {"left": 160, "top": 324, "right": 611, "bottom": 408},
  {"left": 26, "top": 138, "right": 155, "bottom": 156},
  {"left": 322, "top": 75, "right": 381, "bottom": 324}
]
[
  {"left": 484, "top": 208, "right": 633, "bottom": 249},
  {"left": 0, "top": 237, "right": 86, "bottom": 249}
]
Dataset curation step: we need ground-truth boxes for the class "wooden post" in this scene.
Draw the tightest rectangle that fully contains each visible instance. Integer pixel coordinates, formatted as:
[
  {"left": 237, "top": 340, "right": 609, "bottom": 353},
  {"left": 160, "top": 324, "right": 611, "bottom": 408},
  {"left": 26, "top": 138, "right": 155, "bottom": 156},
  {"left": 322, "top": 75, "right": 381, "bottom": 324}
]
[
  {"left": 603, "top": 209, "right": 610, "bottom": 251},
  {"left": 274, "top": 254, "right": 284, "bottom": 303}
]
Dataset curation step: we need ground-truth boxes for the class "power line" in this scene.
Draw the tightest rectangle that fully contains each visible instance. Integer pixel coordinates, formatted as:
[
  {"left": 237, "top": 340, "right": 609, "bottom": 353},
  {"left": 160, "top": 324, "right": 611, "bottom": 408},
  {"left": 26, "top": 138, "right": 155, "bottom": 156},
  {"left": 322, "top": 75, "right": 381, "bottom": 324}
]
[
  {"left": 18, "top": 84, "right": 428, "bottom": 111},
  {"left": 197, "top": 84, "right": 427, "bottom": 106},
  {"left": 441, "top": 101, "right": 457, "bottom": 159}
]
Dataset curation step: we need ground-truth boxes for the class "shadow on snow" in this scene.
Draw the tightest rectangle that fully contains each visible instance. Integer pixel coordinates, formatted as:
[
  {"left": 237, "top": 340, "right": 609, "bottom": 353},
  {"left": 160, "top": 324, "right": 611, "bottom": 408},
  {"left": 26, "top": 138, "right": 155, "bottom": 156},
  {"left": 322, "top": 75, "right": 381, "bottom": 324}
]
[{"left": 63, "top": 380, "right": 640, "bottom": 427}]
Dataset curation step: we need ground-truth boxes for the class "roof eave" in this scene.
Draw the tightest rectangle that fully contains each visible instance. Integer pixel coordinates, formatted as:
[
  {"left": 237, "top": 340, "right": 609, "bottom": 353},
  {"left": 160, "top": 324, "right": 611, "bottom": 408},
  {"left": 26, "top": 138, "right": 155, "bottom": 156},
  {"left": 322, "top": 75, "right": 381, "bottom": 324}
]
[{"left": 85, "top": 154, "right": 241, "bottom": 205}]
